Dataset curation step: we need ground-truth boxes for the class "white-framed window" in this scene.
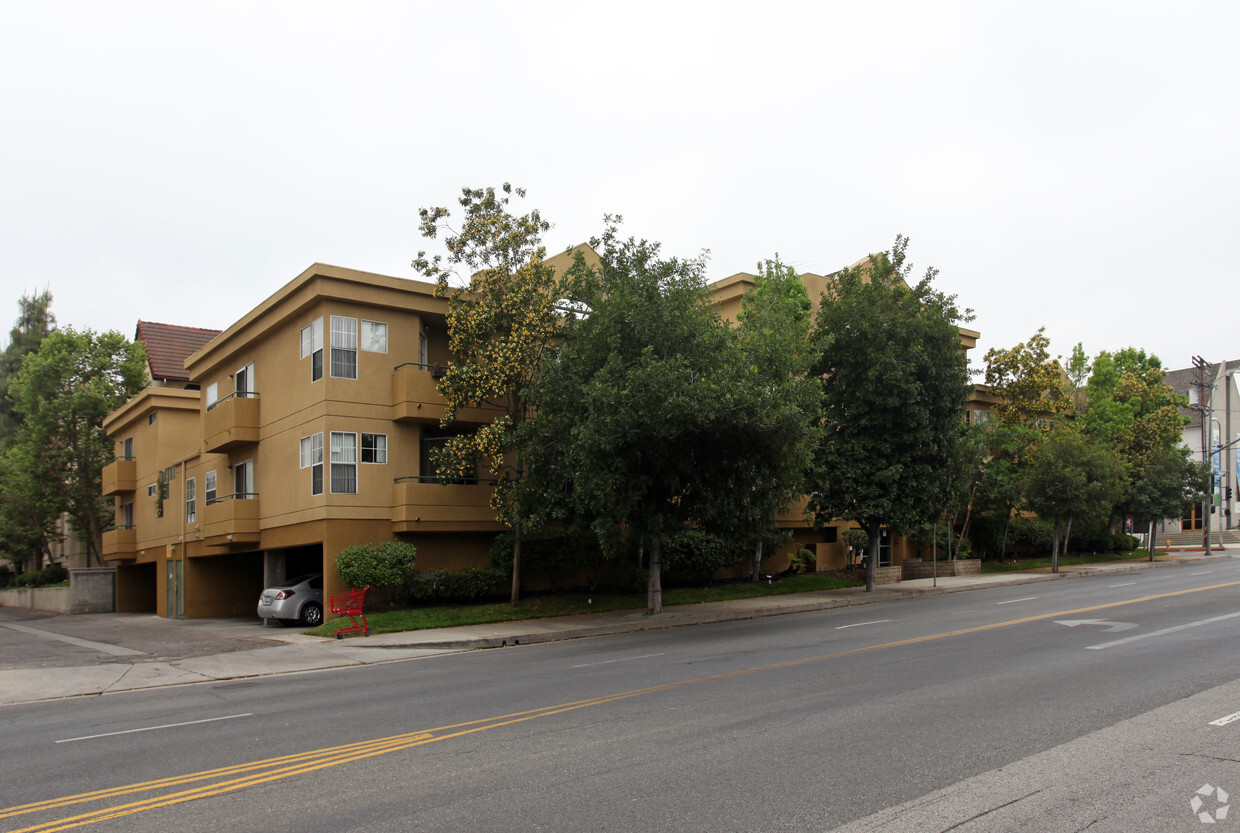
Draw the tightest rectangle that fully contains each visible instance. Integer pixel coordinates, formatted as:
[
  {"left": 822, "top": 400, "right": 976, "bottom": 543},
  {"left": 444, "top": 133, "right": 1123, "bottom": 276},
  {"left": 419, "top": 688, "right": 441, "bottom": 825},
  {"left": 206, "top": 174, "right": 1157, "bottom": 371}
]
[
  {"left": 235, "top": 362, "right": 255, "bottom": 397},
  {"left": 419, "top": 331, "right": 428, "bottom": 366},
  {"left": 301, "top": 317, "right": 324, "bottom": 382},
  {"left": 147, "top": 483, "right": 157, "bottom": 499},
  {"left": 120, "top": 501, "right": 134, "bottom": 528},
  {"left": 148, "top": 412, "right": 157, "bottom": 425},
  {"left": 159, "top": 466, "right": 174, "bottom": 500},
  {"left": 206, "top": 382, "right": 219, "bottom": 409},
  {"left": 185, "top": 478, "right": 196, "bottom": 524},
  {"left": 361, "top": 433, "right": 387, "bottom": 464},
  {"left": 205, "top": 470, "right": 217, "bottom": 505},
  {"left": 330, "top": 431, "right": 357, "bottom": 494},
  {"left": 361, "top": 320, "right": 387, "bottom": 353},
  {"left": 300, "top": 433, "right": 324, "bottom": 496},
  {"left": 122, "top": 436, "right": 133, "bottom": 459},
  {"left": 330, "top": 316, "right": 358, "bottom": 379}
]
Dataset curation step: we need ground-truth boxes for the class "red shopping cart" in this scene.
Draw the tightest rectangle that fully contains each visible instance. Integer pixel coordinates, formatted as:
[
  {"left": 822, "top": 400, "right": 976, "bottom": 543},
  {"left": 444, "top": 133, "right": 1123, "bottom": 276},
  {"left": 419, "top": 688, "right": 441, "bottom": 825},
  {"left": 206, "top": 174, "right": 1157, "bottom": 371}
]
[{"left": 330, "top": 584, "right": 370, "bottom": 639}]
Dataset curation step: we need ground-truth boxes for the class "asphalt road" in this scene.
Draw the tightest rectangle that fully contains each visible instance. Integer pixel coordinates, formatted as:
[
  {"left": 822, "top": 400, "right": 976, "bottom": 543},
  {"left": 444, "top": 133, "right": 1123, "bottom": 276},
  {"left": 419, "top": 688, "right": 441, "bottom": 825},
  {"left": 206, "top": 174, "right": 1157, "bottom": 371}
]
[{"left": 4, "top": 563, "right": 1240, "bottom": 832}]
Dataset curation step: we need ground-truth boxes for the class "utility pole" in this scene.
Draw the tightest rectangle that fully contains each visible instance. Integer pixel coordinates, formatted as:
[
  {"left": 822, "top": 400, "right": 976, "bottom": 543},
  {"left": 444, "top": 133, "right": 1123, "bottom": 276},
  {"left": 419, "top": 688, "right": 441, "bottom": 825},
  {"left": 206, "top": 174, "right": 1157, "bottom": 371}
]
[{"left": 1191, "top": 356, "right": 1213, "bottom": 553}]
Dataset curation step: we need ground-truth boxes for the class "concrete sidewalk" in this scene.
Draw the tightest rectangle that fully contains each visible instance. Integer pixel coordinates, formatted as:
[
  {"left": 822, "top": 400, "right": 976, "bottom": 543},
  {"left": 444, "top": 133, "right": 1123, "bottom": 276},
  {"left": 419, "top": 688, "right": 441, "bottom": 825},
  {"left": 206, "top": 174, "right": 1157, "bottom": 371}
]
[{"left": 1, "top": 551, "right": 1233, "bottom": 706}]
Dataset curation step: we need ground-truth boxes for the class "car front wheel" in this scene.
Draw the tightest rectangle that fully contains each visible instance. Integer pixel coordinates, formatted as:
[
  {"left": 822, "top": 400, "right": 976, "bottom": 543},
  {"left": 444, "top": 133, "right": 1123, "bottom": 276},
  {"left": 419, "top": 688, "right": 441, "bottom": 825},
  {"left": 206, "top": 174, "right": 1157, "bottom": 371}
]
[{"left": 301, "top": 602, "right": 323, "bottom": 627}]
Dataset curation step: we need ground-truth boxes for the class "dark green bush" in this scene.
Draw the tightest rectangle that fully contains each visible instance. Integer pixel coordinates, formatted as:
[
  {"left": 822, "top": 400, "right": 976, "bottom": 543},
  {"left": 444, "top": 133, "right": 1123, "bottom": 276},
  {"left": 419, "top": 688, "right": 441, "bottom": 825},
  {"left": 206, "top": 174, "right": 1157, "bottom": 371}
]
[
  {"left": 406, "top": 566, "right": 509, "bottom": 603},
  {"left": 336, "top": 541, "right": 417, "bottom": 590},
  {"left": 1109, "top": 533, "right": 1140, "bottom": 552},
  {"left": 662, "top": 529, "right": 746, "bottom": 586},
  {"left": 490, "top": 526, "right": 614, "bottom": 591},
  {"left": 10, "top": 565, "right": 70, "bottom": 587},
  {"left": 0, "top": 564, "right": 13, "bottom": 588},
  {"left": 42, "top": 563, "right": 69, "bottom": 584}
]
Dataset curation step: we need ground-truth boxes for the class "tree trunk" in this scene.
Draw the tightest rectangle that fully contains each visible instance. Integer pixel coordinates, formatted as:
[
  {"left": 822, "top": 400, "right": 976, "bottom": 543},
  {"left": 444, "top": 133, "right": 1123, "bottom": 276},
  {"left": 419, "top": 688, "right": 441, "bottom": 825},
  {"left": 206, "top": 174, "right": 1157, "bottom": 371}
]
[
  {"left": 1063, "top": 516, "right": 1074, "bottom": 559},
  {"left": 751, "top": 539, "right": 763, "bottom": 582},
  {"left": 1001, "top": 516, "right": 1011, "bottom": 561},
  {"left": 510, "top": 519, "right": 522, "bottom": 604},
  {"left": 1051, "top": 519, "right": 1061, "bottom": 573},
  {"left": 866, "top": 528, "right": 880, "bottom": 593},
  {"left": 946, "top": 514, "right": 954, "bottom": 561},
  {"left": 647, "top": 534, "right": 663, "bottom": 615},
  {"left": 1148, "top": 520, "right": 1156, "bottom": 562}
]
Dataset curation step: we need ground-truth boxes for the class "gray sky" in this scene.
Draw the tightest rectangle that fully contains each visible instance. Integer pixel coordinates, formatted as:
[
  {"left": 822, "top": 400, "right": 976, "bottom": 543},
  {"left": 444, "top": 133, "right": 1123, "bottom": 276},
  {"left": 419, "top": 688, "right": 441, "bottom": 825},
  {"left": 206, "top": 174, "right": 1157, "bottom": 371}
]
[{"left": 2, "top": 1, "right": 1236, "bottom": 375}]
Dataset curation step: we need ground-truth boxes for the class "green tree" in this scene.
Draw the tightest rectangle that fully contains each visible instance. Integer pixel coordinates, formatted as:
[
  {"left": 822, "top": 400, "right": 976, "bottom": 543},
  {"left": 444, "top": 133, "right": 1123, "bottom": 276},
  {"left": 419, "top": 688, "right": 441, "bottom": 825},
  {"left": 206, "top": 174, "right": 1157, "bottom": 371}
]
[
  {"left": 807, "top": 236, "right": 972, "bottom": 592},
  {"left": 1023, "top": 428, "right": 1125, "bottom": 572},
  {"left": 412, "top": 184, "right": 560, "bottom": 603},
  {"left": 6, "top": 328, "right": 146, "bottom": 565},
  {"left": 1124, "top": 446, "right": 1209, "bottom": 559},
  {"left": 0, "top": 290, "right": 56, "bottom": 442},
  {"left": 718, "top": 255, "right": 820, "bottom": 581},
  {"left": 519, "top": 221, "right": 738, "bottom": 614},
  {"left": 983, "top": 328, "right": 1071, "bottom": 431}
]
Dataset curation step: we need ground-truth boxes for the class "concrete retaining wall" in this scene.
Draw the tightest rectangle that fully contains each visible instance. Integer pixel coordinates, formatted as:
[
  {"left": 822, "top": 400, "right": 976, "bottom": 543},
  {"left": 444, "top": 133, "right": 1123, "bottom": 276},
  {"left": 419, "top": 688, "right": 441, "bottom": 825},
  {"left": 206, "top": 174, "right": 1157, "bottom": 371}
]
[
  {"left": 902, "top": 558, "right": 981, "bottom": 580},
  {"left": 0, "top": 568, "right": 115, "bottom": 614}
]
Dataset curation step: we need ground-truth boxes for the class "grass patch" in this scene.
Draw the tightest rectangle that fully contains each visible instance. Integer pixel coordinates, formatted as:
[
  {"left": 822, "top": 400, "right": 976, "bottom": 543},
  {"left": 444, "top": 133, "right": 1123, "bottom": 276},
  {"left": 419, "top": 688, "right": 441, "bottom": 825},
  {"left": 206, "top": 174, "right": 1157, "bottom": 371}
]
[
  {"left": 980, "top": 550, "right": 1152, "bottom": 573},
  {"left": 307, "top": 573, "right": 863, "bottom": 638}
]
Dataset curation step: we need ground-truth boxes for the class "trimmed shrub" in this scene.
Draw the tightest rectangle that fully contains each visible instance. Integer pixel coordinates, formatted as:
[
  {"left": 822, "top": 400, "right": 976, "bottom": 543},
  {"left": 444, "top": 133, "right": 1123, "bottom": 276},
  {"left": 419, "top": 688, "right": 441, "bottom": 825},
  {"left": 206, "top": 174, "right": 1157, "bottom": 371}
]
[
  {"left": 0, "top": 564, "right": 14, "bottom": 588},
  {"left": 1109, "top": 533, "right": 1140, "bottom": 552},
  {"left": 335, "top": 541, "right": 417, "bottom": 590},
  {"left": 42, "top": 563, "right": 69, "bottom": 584},
  {"left": 662, "top": 529, "right": 746, "bottom": 587},
  {"left": 406, "top": 566, "right": 509, "bottom": 603}
]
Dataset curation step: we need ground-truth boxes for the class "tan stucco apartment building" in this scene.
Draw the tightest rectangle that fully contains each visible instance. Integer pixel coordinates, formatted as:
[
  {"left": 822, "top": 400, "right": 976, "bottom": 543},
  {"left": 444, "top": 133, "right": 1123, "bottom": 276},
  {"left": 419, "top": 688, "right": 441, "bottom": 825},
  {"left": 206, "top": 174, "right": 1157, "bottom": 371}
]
[{"left": 102, "top": 260, "right": 987, "bottom": 618}]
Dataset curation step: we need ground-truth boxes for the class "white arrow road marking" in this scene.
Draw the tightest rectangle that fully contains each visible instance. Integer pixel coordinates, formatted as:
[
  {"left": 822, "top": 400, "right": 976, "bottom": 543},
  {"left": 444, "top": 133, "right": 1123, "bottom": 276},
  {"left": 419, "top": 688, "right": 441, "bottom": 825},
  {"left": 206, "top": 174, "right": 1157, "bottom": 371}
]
[
  {"left": 1054, "top": 619, "right": 1138, "bottom": 632},
  {"left": 1209, "top": 710, "right": 1240, "bottom": 727},
  {"left": 1086, "top": 610, "right": 1240, "bottom": 650}
]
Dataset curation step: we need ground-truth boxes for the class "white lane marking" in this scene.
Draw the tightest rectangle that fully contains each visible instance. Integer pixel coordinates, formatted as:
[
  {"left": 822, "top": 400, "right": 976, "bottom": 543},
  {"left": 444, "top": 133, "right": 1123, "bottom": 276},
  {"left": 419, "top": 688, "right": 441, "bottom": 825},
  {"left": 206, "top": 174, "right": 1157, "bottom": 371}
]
[
  {"left": 1191, "top": 571, "right": 1213, "bottom": 576},
  {"left": 1, "top": 622, "right": 145, "bottom": 657},
  {"left": 1055, "top": 619, "right": 1137, "bottom": 632},
  {"left": 1209, "top": 711, "right": 1240, "bottom": 727},
  {"left": 572, "top": 653, "right": 665, "bottom": 669},
  {"left": 835, "top": 620, "right": 892, "bottom": 630},
  {"left": 1086, "top": 611, "right": 1240, "bottom": 650},
  {"left": 1108, "top": 582, "right": 1136, "bottom": 588},
  {"left": 996, "top": 597, "right": 1038, "bottom": 605},
  {"left": 56, "top": 713, "right": 253, "bottom": 743}
]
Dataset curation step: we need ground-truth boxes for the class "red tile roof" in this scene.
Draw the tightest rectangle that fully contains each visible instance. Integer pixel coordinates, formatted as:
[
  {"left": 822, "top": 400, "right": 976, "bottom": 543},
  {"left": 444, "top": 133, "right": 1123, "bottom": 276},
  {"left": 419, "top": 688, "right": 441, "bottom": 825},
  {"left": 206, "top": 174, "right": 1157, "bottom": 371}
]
[{"left": 134, "top": 321, "right": 222, "bottom": 383}]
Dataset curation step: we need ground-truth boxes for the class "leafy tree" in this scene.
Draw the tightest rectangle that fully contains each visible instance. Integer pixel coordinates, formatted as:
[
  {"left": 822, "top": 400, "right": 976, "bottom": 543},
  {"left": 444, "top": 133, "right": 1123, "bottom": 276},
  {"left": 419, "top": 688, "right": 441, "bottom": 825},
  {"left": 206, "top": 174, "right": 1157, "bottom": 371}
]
[
  {"left": 0, "top": 441, "right": 57, "bottom": 572},
  {"left": 518, "top": 221, "right": 738, "bottom": 614},
  {"left": 715, "top": 255, "right": 820, "bottom": 581},
  {"left": 412, "top": 184, "right": 560, "bottom": 603},
  {"left": 1023, "top": 428, "right": 1125, "bottom": 572},
  {"left": 983, "top": 328, "right": 1071, "bottom": 431},
  {"left": 0, "top": 290, "right": 56, "bottom": 442},
  {"left": 1124, "top": 446, "right": 1209, "bottom": 559},
  {"left": 5, "top": 328, "right": 146, "bottom": 565},
  {"left": 807, "top": 236, "right": 971, "bottom": 591}
]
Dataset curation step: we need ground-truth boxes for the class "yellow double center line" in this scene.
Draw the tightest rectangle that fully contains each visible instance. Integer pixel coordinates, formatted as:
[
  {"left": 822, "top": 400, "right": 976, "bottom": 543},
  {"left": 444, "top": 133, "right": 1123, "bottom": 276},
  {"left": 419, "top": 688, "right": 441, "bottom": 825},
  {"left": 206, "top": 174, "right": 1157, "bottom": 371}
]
[{"left": 7, "top": 580, "right": 1239, "bottom": 833}]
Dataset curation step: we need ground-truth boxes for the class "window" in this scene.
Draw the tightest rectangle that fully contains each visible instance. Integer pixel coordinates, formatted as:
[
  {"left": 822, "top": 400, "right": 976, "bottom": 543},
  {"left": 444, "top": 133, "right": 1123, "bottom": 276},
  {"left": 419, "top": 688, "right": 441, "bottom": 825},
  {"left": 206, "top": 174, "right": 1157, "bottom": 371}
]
[
  {"left": 235, "top": 362, "right": 255, "bottom": 396},
  {"left": 206, "top": 382, "right": 219, "bottom": 409},
  {"left": 361, "top": 320, "right": 387, "bottom": 353},
  {"left": 301, "top": 318, "right": 324, "bottom": 382},
  {"left": 361, "top": 433, "right": 387, "bottom": 464},
  {"left": 185, "top": 478, "right": 196, "bottom": 524},
  {"left": 205, "top": 470, "right": 217, "bottom": 505},
  {"left": 300, "top": 433, "right": 324, "bottom": 496},
  {"left": 148, "top": 412, "right": 157, "bottom": 425},
  {"left": 148, "top": 484, "right": 157, "bottom": 498},
  {"left": 120, "top": 502, "right": 134, "bottom": 528},
  {"left": 234, "top": 460, "right": 254, "bottom": 498},
  {"left": 159, "top": 466, "right": 175, "bottom": 500},
  {"left": 330, "top": 431, "right": 357, "bottom": 493},
  {"left": 419, "top": 331, "right": 428, "bottom": 366},
  {"left": 330, "top": 316, "right": 357, "bottom": 379},
  {"left": 122, "top": 436, "right": 133, "bottom": 460}
]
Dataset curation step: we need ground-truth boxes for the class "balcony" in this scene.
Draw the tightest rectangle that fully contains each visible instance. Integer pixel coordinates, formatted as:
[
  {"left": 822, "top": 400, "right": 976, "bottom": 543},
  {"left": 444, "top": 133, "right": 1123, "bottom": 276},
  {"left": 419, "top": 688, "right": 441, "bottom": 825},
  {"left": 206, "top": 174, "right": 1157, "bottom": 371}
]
[
  {"left": 391, "top": 363, "right": 506, "bottom": 424},
  {"left": 102, "top": 458, "right": 138, "bottom": 495},
  {"left": 204, "top": 393, "right": 261, "bottom": 453},
  {"left": 391, "top": 476, "right": 505, "bottom": 533},
  {"left": 102, "top": 525, "right": 137, "bottom": 561},
  {"left": 202, "top": 493, "right": 262, "bottom": 546}
]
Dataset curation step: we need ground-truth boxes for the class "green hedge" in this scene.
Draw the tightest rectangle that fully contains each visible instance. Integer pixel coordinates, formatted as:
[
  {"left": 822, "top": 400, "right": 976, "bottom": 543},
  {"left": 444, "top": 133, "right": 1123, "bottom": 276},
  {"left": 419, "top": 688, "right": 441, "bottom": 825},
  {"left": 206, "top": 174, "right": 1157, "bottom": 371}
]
[
  {"left": 406, "top": 566, "right": 509, "bottom": 603},
  {"left": 10, "top": 563, "right": 69, "bottom": 587}
]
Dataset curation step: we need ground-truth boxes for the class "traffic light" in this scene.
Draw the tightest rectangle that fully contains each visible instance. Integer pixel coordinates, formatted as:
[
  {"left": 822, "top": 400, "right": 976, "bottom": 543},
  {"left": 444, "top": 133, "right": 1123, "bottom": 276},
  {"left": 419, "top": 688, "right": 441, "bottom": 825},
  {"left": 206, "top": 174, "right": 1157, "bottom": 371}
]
[{"left": 1228, "top": 486, "right": 1234, "bottom": 502}]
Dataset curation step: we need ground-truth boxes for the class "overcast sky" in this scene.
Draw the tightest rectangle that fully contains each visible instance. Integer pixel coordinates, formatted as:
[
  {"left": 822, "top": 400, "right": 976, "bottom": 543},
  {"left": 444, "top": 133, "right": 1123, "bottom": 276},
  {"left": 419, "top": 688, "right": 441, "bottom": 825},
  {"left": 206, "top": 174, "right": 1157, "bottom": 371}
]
[{"left": 2, "top": 1, "right": 1235, "bottom": 375}]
